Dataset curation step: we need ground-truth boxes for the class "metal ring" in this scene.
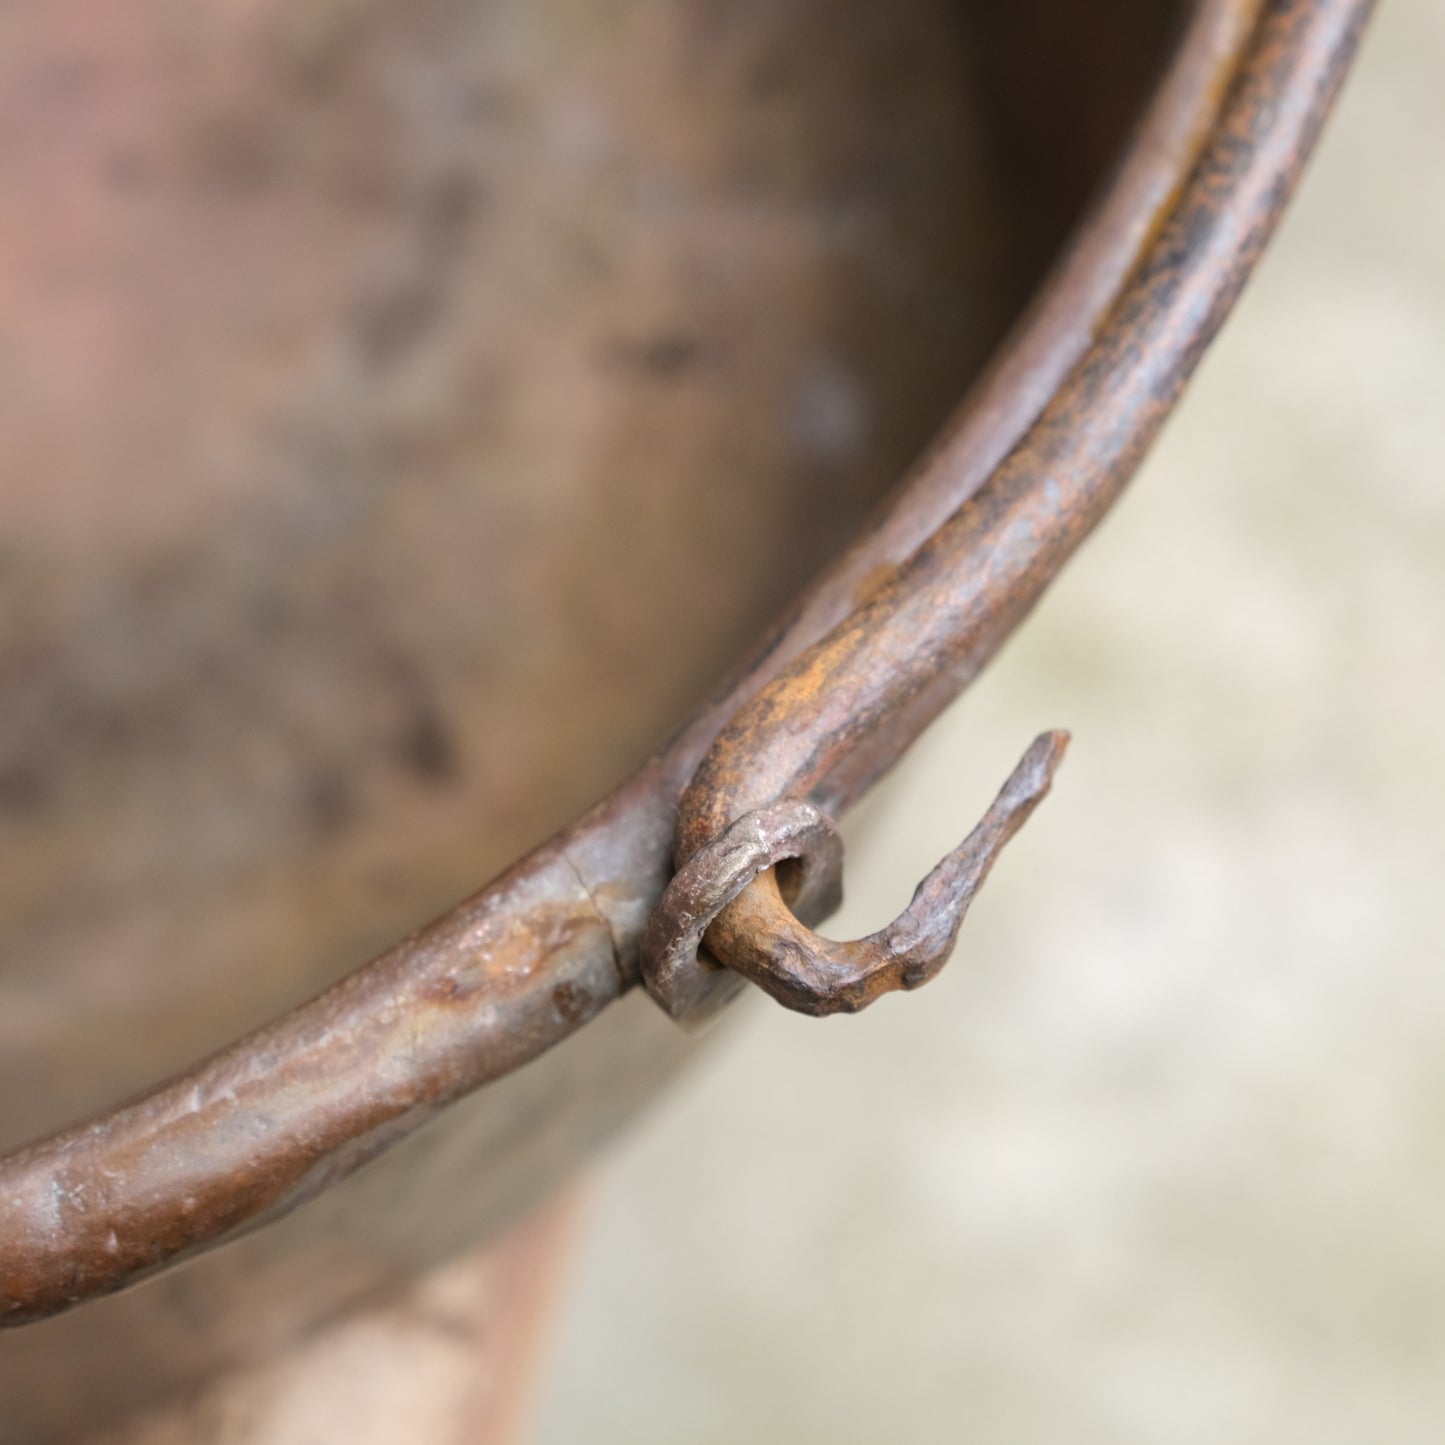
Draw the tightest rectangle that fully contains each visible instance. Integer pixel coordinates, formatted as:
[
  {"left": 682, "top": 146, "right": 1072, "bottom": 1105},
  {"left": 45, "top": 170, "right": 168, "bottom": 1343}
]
[
  {"left": 695, "top": 731, "right": 1069, "bottom": 1016},
  {"left": 639, "top": 799, "right": 843, "bottom": 1026}
]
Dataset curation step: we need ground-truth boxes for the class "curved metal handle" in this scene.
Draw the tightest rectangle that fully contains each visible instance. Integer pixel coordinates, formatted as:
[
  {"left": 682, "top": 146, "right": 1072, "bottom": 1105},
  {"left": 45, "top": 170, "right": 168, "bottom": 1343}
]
[
  {"left": 641, "top": 0, "right": 1374, "bottom": 1022},
  {"left": 0, "top": 0, "right": 1373, "bottom": 1328}
]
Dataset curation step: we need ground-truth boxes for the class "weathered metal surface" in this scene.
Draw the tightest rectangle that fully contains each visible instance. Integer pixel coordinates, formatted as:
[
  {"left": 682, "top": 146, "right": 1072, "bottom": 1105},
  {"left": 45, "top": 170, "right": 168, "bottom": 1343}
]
[
  {"left": 664, "top": 0, "right": 1376, "bottom": 1019},
  {"left": 1, "top": 0, "right": 1012, "bottom": 1147},
  {"left": 0, "top": 3, "right": 1049, "bottom": 1435},
  {"left": 1, "top": 0, "right": 1019, "bottom": 1316},
  {"left": 643, "top": 732, "right": 1068, "bottom": 1021},
  {"left": 0, "top": 0, "right": 1373, "bottom": 1435}
]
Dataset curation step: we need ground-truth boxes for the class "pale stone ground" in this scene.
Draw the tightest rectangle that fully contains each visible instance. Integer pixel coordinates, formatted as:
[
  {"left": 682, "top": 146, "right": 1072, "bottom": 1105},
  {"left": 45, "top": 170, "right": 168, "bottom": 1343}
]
[{"left": 535, "top": 5, "right": 1445, "bottom": 1442}]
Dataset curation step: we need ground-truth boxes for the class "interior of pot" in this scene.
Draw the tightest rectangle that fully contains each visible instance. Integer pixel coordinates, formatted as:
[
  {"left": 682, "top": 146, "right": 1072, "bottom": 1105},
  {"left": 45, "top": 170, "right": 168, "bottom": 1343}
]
[{"left": 0, "top": 0, "right": 1186, "bottom": 1437}]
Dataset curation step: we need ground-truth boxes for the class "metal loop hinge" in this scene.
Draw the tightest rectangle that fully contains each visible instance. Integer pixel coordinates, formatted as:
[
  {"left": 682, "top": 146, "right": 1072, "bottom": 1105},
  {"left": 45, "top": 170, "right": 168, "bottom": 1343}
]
[{"left": 641, "top": 731, "right": 1068, "bottom": 1025}]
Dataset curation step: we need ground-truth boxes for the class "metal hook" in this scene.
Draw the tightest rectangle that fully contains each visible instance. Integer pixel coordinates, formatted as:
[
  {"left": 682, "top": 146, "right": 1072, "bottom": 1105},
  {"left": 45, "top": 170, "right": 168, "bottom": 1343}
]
[{"left": 641, "top": 731, "right": 1067, "bottom": 1022}]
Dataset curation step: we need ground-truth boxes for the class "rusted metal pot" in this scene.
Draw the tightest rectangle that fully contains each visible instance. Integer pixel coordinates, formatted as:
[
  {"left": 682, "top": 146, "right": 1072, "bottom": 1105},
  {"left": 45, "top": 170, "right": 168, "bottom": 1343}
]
[{"left": 0, "top": 1, "right": 1371, "bottom": 1439}]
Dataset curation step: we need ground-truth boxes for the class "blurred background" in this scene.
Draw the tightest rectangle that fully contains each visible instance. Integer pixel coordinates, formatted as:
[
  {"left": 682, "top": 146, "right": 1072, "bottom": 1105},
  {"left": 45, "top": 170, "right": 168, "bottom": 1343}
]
[{"left": 535, "top": 3, "right": 1445, "bottom": 1441}]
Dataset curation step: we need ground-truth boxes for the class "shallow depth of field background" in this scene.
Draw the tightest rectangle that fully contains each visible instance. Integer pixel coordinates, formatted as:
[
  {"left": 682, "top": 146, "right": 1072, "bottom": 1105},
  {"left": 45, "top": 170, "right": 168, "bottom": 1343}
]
[{"left": 536, "top": 5, "right": 1445, "bottom": 1442}]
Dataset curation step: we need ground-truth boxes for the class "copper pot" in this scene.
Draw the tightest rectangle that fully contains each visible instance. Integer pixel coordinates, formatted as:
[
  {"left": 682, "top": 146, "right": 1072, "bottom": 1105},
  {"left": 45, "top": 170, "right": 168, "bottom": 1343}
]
[{"left": 0, "top": 1, "right": 1370, "bottom": 1439}]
